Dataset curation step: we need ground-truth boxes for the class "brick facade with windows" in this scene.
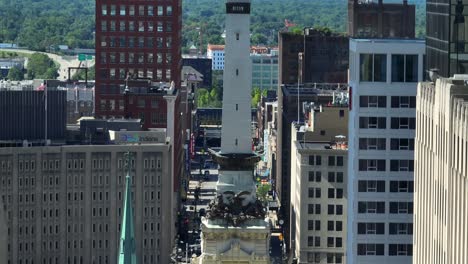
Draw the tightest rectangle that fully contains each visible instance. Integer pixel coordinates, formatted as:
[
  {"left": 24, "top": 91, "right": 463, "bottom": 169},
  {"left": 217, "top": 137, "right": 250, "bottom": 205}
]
[{"left": 95, "top": 0, "right": 182, "bottom": 124}]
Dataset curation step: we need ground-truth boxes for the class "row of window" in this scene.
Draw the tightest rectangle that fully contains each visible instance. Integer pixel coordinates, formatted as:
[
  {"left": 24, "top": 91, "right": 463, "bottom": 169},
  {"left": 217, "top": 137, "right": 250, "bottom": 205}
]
[
  {"left": 308, "top": 188, "right": 344, "bottom": 199},
  {"left": 357, "top": 243, "right": 413, "bottom": 256},
  {"left": 307, "top": 252, "right": 343, "bottom": 264},
  {"left": 308, "top": 171, "right": 344, "bottom": 183},
  {"left": 308, "top": 204, "right": 344, "bottom": 215},
  {"left": 359, "top": 138, "right": 415, "bottom": 150},
  {"left": 101, "top": 20, "right": 172, "bottom": 33},
  {"left": 100, "top": 36, "right": 172, "bottom": 49},
  {"left": 101, "top": 4, "right": 173, "bottom": 17},
  {"left": 360, "top": 53, "right": 418, "bottom": 82},
  {"left": 359, "top": 117, "right": 416, "bottom": 129},
  {"left": 357, "top": 222, "right": 413, "bottom": 235},
  {"left": 358, "top": 201, "right": 413, "bottom": 214},
  {"left": 358, "top": 180, "right": 414, "bottom": 193},
  {"left": 308, "top": 155, "right": 345, "bottom": 166},
  {"left": 359, "top": 159, "right": 414, "bottom": 172},
  {"left": 360, "top": 96, "right": 416, "bottom": 108},
  {"left": 100, "top": 52, "right": 171, "bottom": 64},
  {"left": 100, "top": 68, "right": 171, "bottom": 81},
  {"left": 307, "top": 236, "right": 343, "bottom": 248},
  {"left": 308, "top": 220, "right": 343, "bottom": 232}
]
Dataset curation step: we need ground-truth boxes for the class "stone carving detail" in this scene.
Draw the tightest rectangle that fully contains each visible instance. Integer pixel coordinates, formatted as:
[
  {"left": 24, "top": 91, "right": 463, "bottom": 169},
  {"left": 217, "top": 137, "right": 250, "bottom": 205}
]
[{"left": 206, "top": 192, "right": 266, "bottom": 226}]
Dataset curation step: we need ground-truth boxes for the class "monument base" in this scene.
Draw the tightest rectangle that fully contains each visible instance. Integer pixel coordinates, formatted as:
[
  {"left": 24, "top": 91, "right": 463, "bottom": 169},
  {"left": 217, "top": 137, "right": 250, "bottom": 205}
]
[{"left": 192, "top": 218, "right": 270, "bottom": 264}]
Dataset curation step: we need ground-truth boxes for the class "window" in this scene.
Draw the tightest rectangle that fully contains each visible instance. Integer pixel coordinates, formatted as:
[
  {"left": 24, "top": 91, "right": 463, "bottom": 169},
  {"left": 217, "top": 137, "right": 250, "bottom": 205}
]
[
  {"left": 166, "top": 6, "right": 173, "bottom": 16},
  {"left": 389, "top": 244, "right": 413, "bottom": 256},
  {"left": 101, "top": 21, "right": 107, "bottom": 32},
  {"left": 308, "top": 188, "right": 321, "bottom": 198},
  {"left": 101, "top": 5, "right": 107, "bottom": 15},
  {"left": 391, "top": 117, "right": 416, "bottom": 129},
  {"left": 389, "top": 202, "right": 413, "bottom": 214},
  {"left": 391, "top": 96, "right": 416, "bottom": 108},
  {"left": 358, "top": 180, "right": 385, "bottom": 192},
  {"left": 391, "top": 54, "right": 418, "bottom": 82},
  {"left": 389, "top": 223, "right": 413, "bottom": 235},
  {"left": 308, "top": 155, "right": 321, "bottom": 165},
  {"left": 390, "top": 181, "right": 414, "bottom": 193},
  {"left": 129, "top": 5, "right": 135, "bottom": 16},
  {"left": 119, "top": 5, "right": 126, "bottom": 16},
  {"left": 308, "top": 236, "right": 320, "bottom": 247},
  {"left": 139, "top": 5, "right": 144, "bottom": 16},
  {"left": 359, "top": 117, "right": 386, "bottom": 129},
  {"left": 359, "top": 138, "right": 386, "bottom": 150},
  {"left": 360, "top": 54, "right": 387, "bottom": 82},
  {"left": 148, "top": 6, "right": 154, "bottom": 16},
  {"left": 336, "top": 172, "right": 343, "bottom": 183},
  {"left": 360, "top": 96, "right": 387, "bottom": 108},
  {"left": 236, "top": 33, "right": 239, "bottom": 40},
  {"left": 110, "top": 5, "right": 116, "bottom": 16},
  {"left": 357, "top": 223, "right": 385, "bottom": 234},
  {"left": 157, "top": 6, "right": 163, "bottom": 16},
  {"left": 390, "top": 138, "right": 415, "bottom": 150},
  {"left": 308, "top": 171, "right": 321, "bottom": 182},
  {"left": 358, "top": 201, "right": 385, "bottom": 214},
  {"left": 308, "top": 204, "right": 321, "bottom": 214},
  {"left": 358, "top": 159, "right": 386, "bottom": 171},
  {"left": 357, "top": 244, "right": 385, "bottom": 256},
  {"left": 390, "top": 160, "right": 414, "bottom": 171}
]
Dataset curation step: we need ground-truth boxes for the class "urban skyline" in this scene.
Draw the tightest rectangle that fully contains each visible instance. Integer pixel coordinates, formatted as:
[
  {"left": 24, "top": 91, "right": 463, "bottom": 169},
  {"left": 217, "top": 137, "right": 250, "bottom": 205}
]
[{"left": 0, "top": 0, "right": 467, "bottom": 264}]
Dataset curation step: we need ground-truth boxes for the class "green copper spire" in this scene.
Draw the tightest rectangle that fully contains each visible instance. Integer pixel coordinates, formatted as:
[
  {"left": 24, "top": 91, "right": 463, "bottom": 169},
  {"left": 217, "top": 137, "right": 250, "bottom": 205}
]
[{"left": 118, "top": 152, "right": 137, "bottom": 264}]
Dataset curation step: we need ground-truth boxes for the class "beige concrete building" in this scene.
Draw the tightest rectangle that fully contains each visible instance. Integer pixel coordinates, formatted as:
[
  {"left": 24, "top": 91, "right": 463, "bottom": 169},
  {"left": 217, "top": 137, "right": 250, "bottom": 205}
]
[
  {"left": 414, "top": 76, "right": 468, "bottom": 264},
  {"left": 290, "top": 103, "right": 348, "bottom": 264},
  {"left": 0, "top": 130, "right": 174, "bottom": 264}
]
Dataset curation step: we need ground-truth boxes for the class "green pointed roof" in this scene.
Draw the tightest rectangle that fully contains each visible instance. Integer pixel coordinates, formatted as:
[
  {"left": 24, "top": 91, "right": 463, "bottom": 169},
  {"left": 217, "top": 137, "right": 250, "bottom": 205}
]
[{"left": 118, "top": 153, "right": 137, "bottom": 264}]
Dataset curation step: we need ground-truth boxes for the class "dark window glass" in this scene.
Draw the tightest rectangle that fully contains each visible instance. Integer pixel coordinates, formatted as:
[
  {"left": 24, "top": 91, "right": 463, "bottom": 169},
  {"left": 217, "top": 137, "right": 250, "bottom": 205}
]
[
  {"left": 328, "top": 221, "right": 334, "bottom": 231},
  {"left": 337, "top": 156, "right": 344, "bottom": 166},
  {"left": 336, "top": 172, "right": 343, "bottom": 182},
  {"left": 328, "top": 156, "right": 335, "bottom": 166},
  {"left": 316, "top": 156, "right": 322, "bottom": 165},
  {"left": 406, "top": 55, "right": 418, "bottom": 82},
  {"left": 328, "top": 172, "right": 335, "bottom": 182},
  {"left": 392, "top": 54, "right": 405, "bottom": 82},
  {"left": 374, "top": 54, "right": 387, "bottom": 82},
  {"left": 360, "top": 54, "right": 373, "bottom": 81}
]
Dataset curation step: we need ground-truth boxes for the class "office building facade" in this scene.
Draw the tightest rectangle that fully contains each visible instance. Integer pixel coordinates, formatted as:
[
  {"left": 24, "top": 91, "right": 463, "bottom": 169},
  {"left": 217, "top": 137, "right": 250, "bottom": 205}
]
[
  {"left": 290, "top": 105, "right": 348, "bottom": 264},
  {"left": 251, "top": 52, "right": 279, "bottom": 90},
  {"left": 206, "top": 44, "right": 225, "bottom": 71},
  {"left": 348, "top": 0, "right": 415, "bottom": 39},
  {"left": 347, "top": 39, "right": 425, "bottom": 264},
  {"left": 0, "top": 90, "right": 67, "bottom": 142},
  {"left": 426, "top": 0, "right": 468, "bottom": 77},
  {"left": 276, "top": 85, "right": 348, "bottom": 248},
  {"left": 95, "top": 0, "right": 182, "bottom": 121},
  {"left": 413, "top": 76, "right": 468, "bottom": 264},
  {"left": 0, "top": 135, "right": 174, "bottom": 264},
  {"left": 278, "top": 29, "right": 349, "bottom": 85}
]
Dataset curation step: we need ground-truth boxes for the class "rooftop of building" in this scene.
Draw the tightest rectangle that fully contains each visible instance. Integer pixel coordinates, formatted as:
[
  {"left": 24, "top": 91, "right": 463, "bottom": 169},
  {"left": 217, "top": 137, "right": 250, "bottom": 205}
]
[
  {"left": 353, "top": 0, "right": 412, "bottom": 6},
  {"left": 207, "top": 44, "right": 225, "bottom": 51},
  {"left": 281, "top": 83, "right": 349, "bottom": 97},
  {"left": 297, "top": 141, "right": 348, "bottom": 151},
  {"left": 350, "top": 38, "right": 425, "bottom": 43}
]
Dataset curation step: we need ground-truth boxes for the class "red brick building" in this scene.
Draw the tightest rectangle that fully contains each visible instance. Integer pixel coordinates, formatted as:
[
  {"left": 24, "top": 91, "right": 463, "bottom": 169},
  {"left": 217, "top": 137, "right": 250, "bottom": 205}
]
[
  {"left": 95, "top": 0, "right": 185, "bottom": 194},
  {"left": 95, "top": 0, "right": 182, "bottom": 123}
]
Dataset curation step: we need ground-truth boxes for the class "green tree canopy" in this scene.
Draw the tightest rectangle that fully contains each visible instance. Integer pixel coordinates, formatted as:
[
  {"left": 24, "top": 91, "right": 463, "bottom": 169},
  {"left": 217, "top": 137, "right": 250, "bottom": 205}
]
[
  {"left": 7, "top": 67, "right": 24, "bottom": 81},
  {"left": 27, "top": 53, "right": 58, "bottom": 79}
]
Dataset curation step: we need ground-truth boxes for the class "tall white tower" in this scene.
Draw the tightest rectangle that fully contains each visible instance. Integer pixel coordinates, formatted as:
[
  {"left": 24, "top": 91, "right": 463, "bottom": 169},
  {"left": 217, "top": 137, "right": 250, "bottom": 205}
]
[
  {"left": 193, "top": 1, "right": 270, "bottom": 263},
  {"left": 220, "top": 0, "right": 252, "bottom": 155}
]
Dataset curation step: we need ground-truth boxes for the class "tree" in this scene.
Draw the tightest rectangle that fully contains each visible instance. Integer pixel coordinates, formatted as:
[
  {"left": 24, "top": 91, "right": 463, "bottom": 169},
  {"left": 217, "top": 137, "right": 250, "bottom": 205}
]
[
  {"left": 7, "top": 67, "right": 24, "bottom": 81},
  {"left": 27, "top": 53, "right": 58, "bottom": 79},
  {"left": 251, "top": 87, "right": 262, "bottom": 108},
  {"left": 72, "top": 65, "right": 95, "bottom": 80},
  {"left": 256, "top": 184, "right": 271, "bottom": 204}
]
